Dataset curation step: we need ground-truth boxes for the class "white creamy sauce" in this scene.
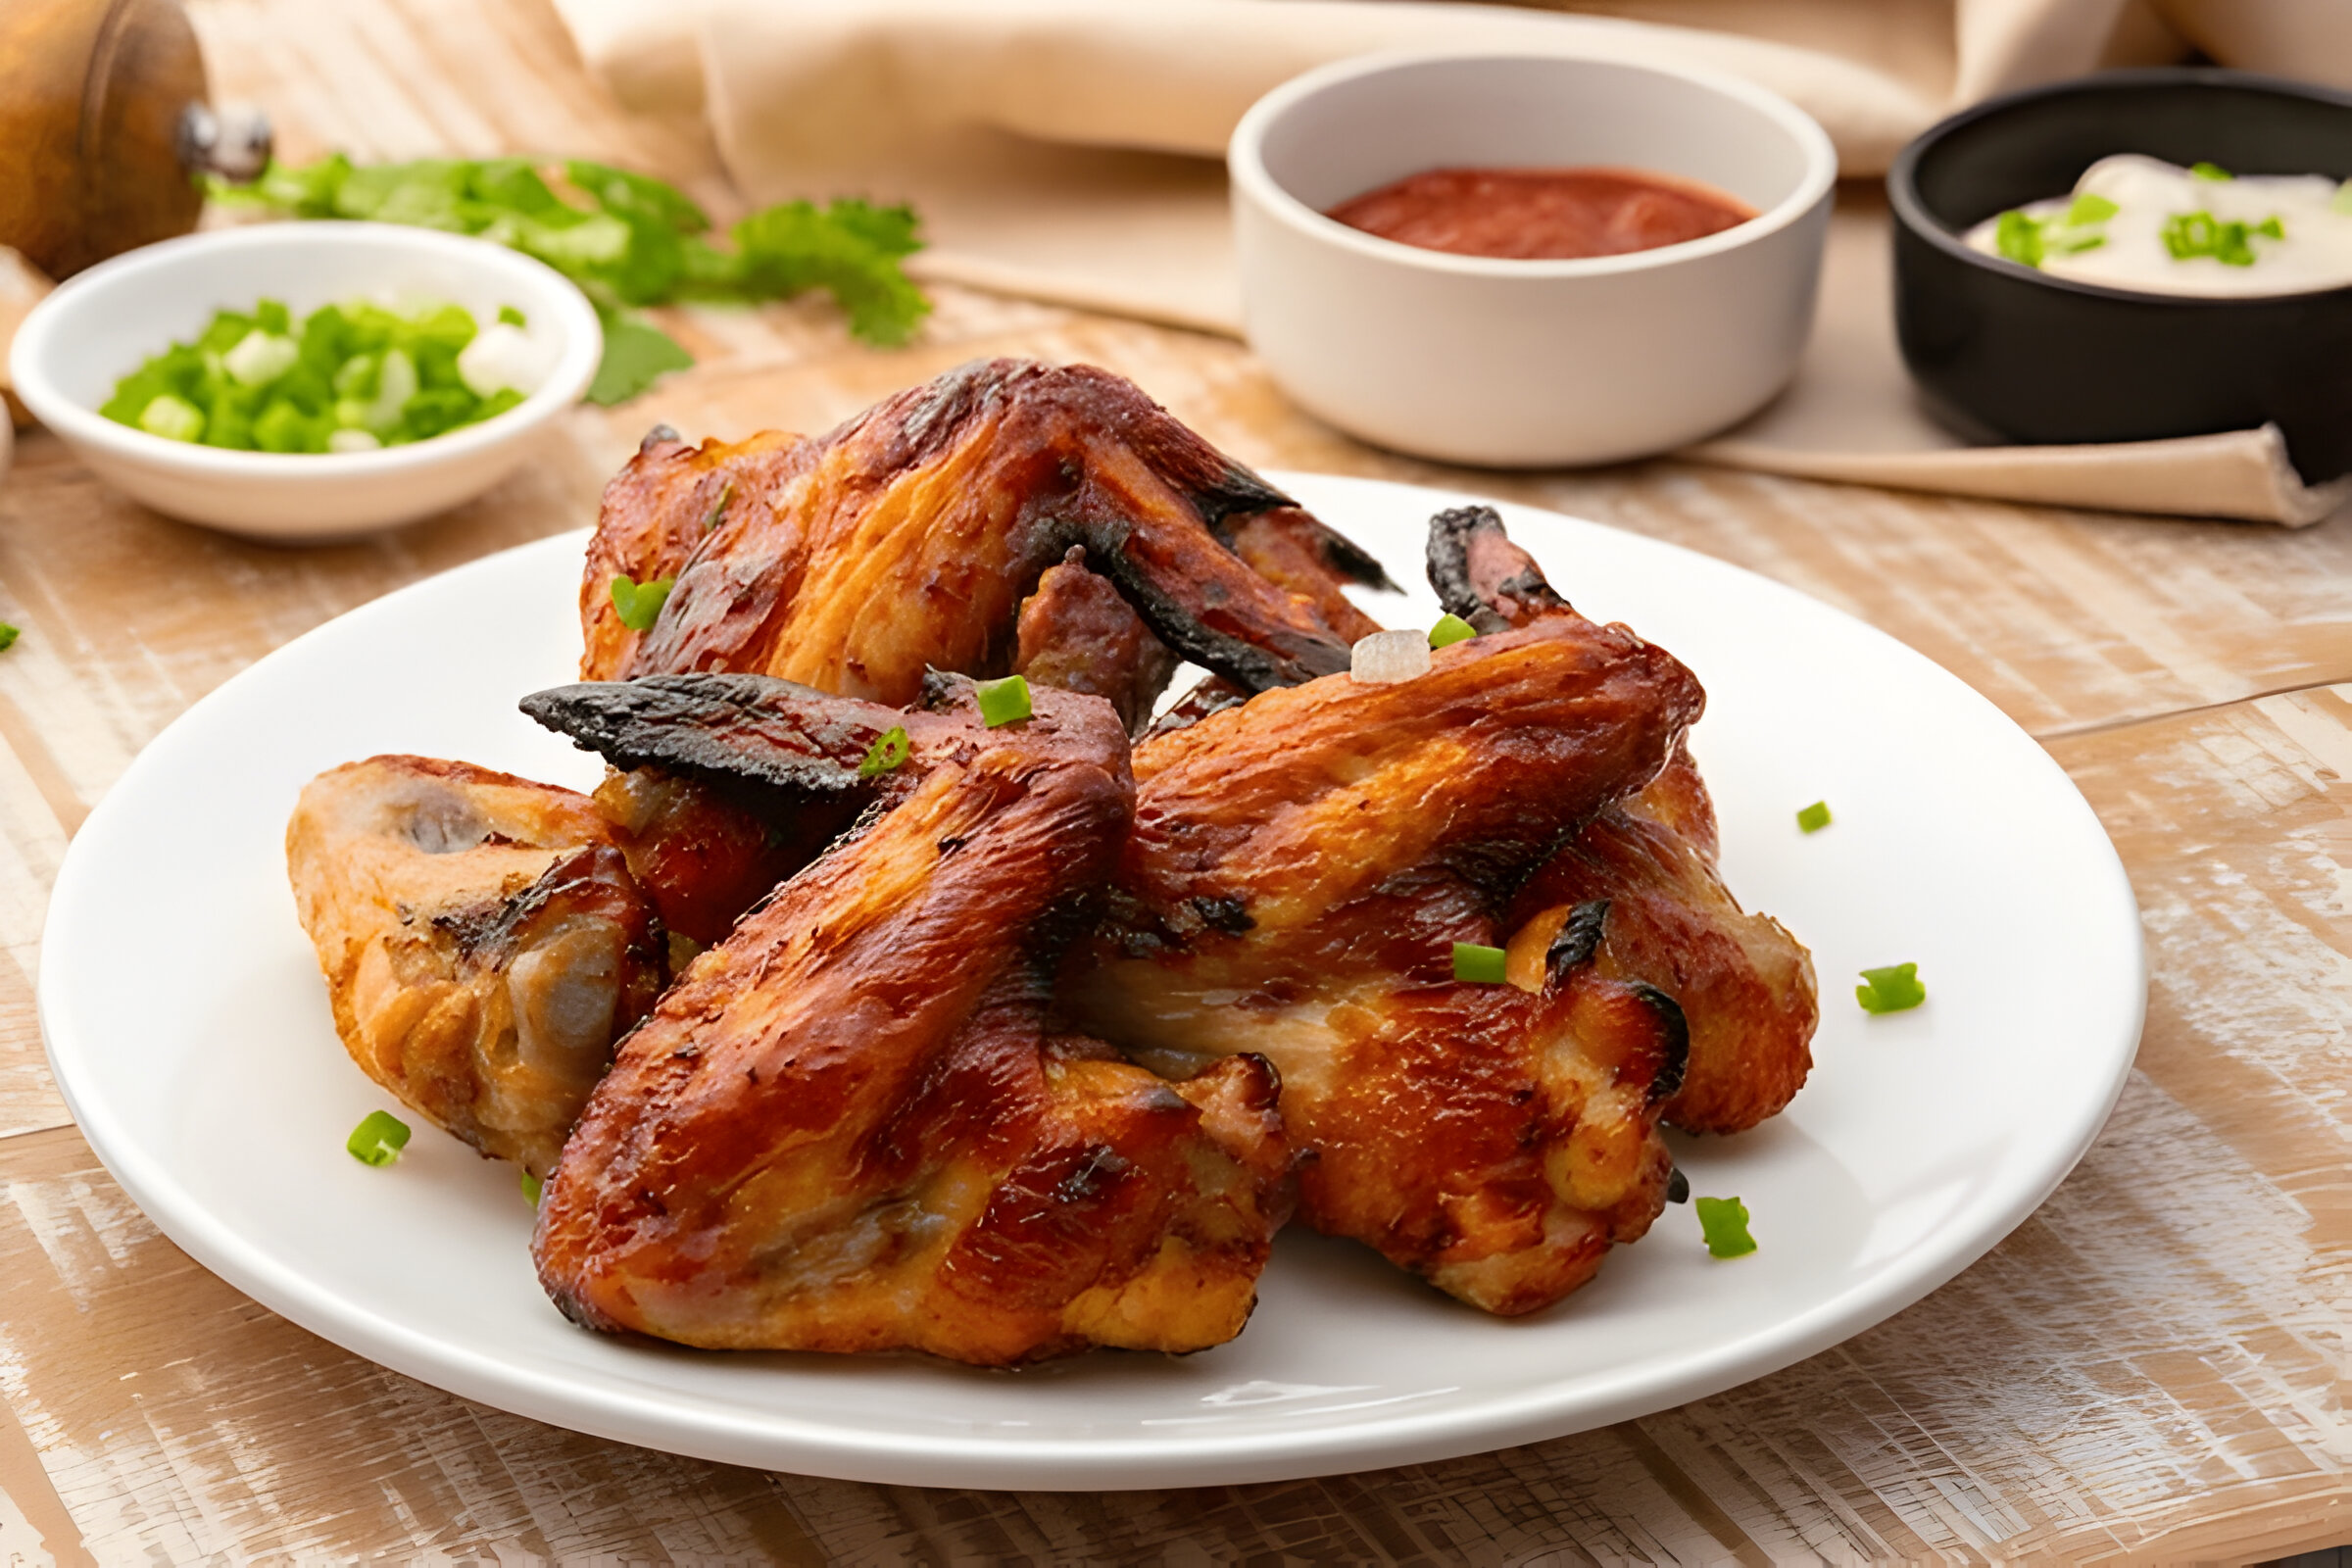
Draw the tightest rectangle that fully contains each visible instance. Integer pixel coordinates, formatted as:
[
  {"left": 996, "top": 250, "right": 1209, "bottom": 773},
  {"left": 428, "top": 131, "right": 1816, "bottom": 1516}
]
[{"left": 1963, "top": 153, "right": 2352, "bottom": 297}]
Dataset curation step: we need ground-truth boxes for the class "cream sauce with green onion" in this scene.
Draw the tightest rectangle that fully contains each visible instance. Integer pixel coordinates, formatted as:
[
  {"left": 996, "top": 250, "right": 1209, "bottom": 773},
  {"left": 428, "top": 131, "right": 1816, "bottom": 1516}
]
[{"left": 1963, "top": 154, "right": 2352, "bottom": 297}]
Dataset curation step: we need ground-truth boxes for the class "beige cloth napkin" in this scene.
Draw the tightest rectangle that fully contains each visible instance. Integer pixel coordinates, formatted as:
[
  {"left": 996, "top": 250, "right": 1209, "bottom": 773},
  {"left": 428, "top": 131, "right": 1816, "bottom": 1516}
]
[{"left": 555, "top": 0, "right": 2352, "bottom": 524}]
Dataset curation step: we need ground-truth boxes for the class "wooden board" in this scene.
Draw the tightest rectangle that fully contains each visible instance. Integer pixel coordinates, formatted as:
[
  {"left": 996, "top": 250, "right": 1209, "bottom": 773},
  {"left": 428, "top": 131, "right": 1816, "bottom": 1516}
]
[{"left": 0, "top": 0, "right": 2347, "bottom": 1559}]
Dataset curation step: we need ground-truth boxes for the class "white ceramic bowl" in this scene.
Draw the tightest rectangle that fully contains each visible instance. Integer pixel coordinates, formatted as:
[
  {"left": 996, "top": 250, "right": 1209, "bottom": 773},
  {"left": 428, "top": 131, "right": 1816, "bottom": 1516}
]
[
  {"left": 1229, "top": 53, "right": 1838, "bottom": 467},
  {"left": 10, "top": 223, "right": 602, "bottom": 541}
]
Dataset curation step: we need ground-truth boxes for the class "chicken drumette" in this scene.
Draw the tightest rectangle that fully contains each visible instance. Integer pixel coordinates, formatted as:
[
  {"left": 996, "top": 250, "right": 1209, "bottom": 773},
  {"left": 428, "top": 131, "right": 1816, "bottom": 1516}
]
[
  {"left": 525, "top": 674, "right": 1292, "bottom": 1364},
  {"left": 286, "top": 757, "right": 670, "bottom": 1177}
]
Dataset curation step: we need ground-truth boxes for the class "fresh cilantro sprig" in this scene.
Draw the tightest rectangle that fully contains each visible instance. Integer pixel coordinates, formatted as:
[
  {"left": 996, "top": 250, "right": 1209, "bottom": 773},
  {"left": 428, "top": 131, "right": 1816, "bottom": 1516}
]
[{"left": 210, "top": 155, "right": 930, "bottom": 403}]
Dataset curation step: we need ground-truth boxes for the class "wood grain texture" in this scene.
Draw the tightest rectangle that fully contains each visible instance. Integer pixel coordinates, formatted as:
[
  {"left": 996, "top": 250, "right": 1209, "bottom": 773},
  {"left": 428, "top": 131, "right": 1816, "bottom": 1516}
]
[{"left": 0, "top": 0, "right": 2346, "bottom": 1558}]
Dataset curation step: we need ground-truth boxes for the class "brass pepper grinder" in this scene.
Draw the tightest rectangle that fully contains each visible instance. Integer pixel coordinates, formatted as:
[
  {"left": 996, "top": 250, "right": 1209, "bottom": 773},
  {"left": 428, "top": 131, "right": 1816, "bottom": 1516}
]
[{"left": 0, "top": 0, "right": 270, "bottom": 280}]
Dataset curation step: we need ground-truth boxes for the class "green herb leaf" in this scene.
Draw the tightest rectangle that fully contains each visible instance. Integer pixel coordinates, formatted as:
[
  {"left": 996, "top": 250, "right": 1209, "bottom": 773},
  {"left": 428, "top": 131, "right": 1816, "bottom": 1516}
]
[
  {"left": 1796, "top": 801, "right": 1831, "bottom": 834},
  {"left": 213, "top": 155, "right": 932, "bottom": 374},
  {"left": 1994, "top": 209, "right": 2045, "bottom": 268},
  {"left": 1857, "top": 961, "right": 1927, "bottom": 1014},
  {"left": 2189, "top": 161, "right": 2232, "bottom": 181},
  {"left": 1694, "top": 1195, "right": 1757, "bottom": 1258},
  {"left": 609, "top": 572, "right": 674, "bottom": 632},
  {"left": 1452, "top": 942, "right": 1508, "bottom": 984},
  {"left": 347, "top": 1108, "right": 412, "bottom": 1166},
  {"left": 586, "top": 310, "right": 696, "bottom": 406},
  {"left": 520, "top": 1168, "right": 543, "bottom": 1205},
  {"left": 974, "top": 674, "right": 1032, "bottom": 728},
  {"left": 1429, "top": 612, "right": 1477, "bottom": 650},
  {"left": 858, "top": 724, "right": 911, "bottom": 779},
  {"left": 498, "top": 304, "right": 528, "bottom": 327},
  {"left": 0, "top": 623, "right": 21, "bottom": 653}
]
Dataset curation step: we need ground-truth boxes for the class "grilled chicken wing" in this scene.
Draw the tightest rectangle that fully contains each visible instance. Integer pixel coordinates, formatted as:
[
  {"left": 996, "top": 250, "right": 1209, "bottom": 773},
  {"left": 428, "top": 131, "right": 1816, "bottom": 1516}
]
[
  {"left": 1060, "top": 614, "right": 1707, "bottom": 1314},
  {"left": 525, "top": 675, "right": 1292, "bottom": 1364},
  {"left": 579, "top": 360, "right": 1364, "bottom": 722},
  {"left": 1427, "top": 506, "right": 1817, "bottom": 1133},
  {"left": 286, "top": 757, "right": 669, "bottom": 1177}
]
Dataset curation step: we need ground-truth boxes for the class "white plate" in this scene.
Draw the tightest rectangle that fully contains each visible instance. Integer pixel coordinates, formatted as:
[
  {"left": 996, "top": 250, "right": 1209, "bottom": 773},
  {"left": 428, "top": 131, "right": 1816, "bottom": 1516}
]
[{"left": 39, "top": 473, "right": 2143, "bottom": 1490}]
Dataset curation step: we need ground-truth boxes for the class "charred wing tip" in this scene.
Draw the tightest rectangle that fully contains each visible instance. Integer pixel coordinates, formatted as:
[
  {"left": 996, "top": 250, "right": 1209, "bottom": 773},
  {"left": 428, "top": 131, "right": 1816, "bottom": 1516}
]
[
  {"left": 1426, "top": 506, "right": 1508, "bottom": 620},
  {"left": 1630, "top": 982, "right": 1691, "bottom": 1103},
  {"left": 1544, "top": 899, "right": 1612, "bottom": 989},
  {"left": 639, "top": 423, "right": 683, "bottom": 454}
]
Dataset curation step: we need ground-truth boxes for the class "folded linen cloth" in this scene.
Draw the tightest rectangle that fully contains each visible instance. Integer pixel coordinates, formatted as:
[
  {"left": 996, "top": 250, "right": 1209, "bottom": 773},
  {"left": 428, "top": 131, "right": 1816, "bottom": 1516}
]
[{"left": 553, "top": 0, "right": 2351, "bottom": 524}]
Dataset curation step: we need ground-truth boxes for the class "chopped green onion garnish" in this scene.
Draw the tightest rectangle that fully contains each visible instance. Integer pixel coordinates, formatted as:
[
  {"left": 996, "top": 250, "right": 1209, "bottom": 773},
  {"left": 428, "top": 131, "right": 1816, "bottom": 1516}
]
[
  {"left": 1857, "top": 962, "right": 1927, "bottom": 1014},
  {"left": 1796, "top": 801, "right": 1831, "bottom": 834},
  {"left": 0, "top": 624, "right": 19, "bottom": 653},
  {"left": 2064, "top": 193, "right": 2119, "bottom": 226},
  {"left": 347, "top": 1109, "right": 412, "bottom": 1166},
  {"left": 974, "top": 674, "right": 1031, "bottom": 728},
  {"left": 1429, "top": 613, "right": 1477, "bottom": 650},
  {"left": 498, "top": 304, "right": 528, "bottom": 327},
  {"left": 610, "top": 572, "right": 673, "bottom": 632},
  {"left": 701, "top": 478, "right": 735, "bottom": 534},
  {"left": 1694, "top": 1195, "right": 1757, "bottom": 1258},
  {"left": 1452, "top": 942, "right": 1508, "bottom": 984},
  {"left": 2161, "top": 210, "right": 2275, "bottom": 267},
  {"left": 520, "top": 1169, "right": 543, "bottom": 1205},
  {"left": 2334, "top": 180, "right": 2352, "bottom": 216},
  {"left": 2189, "top": 161, "right": 2232, "bottom": 181},
  {"left": 1995, "top": 209, "right": 2045, "bottom": 268},
  {"left": 138, "top": 393, "right": 206, "bottom": 443},
  {"left": 858, "top": 724, "right": 911, "bottom": 778}
]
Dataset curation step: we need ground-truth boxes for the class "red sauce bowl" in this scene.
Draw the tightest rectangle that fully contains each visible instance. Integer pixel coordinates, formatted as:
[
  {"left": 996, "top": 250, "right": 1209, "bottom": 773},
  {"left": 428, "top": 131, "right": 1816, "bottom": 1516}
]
[{"left": 1230, "top": 53, "right": 1836, "bottom": 467}]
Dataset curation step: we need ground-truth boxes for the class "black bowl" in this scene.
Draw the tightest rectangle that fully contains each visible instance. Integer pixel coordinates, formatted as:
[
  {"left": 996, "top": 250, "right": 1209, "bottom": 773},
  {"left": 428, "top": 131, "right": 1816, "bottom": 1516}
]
[{"left": 1888, "top": 69, "right": 2352, "bottom": 482}]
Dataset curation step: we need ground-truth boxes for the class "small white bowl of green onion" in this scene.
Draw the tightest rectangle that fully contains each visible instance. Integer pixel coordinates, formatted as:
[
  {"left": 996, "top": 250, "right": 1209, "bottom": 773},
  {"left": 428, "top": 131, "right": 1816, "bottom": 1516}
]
[{"left": 10, "top": 222, "right": 601, "bottom": 540}]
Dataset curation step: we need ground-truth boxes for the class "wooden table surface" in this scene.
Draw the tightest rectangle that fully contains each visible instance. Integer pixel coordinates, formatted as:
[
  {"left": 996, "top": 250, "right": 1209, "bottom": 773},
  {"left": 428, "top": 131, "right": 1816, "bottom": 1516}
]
[{"left": 4, "top": 1, "right": 2350, "bottom": 1562}]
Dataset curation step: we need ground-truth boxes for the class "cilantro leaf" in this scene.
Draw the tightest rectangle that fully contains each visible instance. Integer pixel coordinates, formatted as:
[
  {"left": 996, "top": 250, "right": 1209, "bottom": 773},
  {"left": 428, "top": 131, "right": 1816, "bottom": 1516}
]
[
  {"left": 1857, "top": 961, "right": 1927, "bottom": 1014},
  {"left": 586, "top": 312, "right": 695, "bottom": 407},
  {"left": 1694, "top": 1195, "right": 1756, "bottom": 1258},
  {"left": 211, "top": 155, "right": 933, "bottom": 395}
]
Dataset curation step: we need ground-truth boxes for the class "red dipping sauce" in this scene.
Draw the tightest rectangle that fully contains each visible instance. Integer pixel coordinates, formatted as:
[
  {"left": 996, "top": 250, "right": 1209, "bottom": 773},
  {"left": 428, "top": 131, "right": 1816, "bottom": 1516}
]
[{"left": 1327, "top": 166, "right": 1757, "bottom": 261}]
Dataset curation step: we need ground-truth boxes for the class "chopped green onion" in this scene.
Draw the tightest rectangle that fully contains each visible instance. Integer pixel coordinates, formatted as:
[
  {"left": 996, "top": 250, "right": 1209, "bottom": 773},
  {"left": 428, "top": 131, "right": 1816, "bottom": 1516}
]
[
  {"left": 2161, "top": 210, "right": 2275, "bottom": 267},
  {"left": 1796, "top": 801, "right": 1832, "bottom": 834},
  {"left": 347, "top": 1109, "right": 412, "bottom": 1166},
  {"left": 520, "top": 1169, "right": 543, "bottom": 1205},
  {"left": 0, "top": 624, "right": 19, "bottom": 653},
  {"left": 974, "top": 674, "right": 1031, "bottom": 728},
  {"left": 1857, "top": 961, "right": 1927, "bottom": 1014},
  {"left": 2064, "top": 193, "right": 2119, "bottom": 226},
  {"left": 498, "top": 304, "right": 528, "bottom": 327},
  {"left": 1452, "top": 942, "right": 1508, "bottom": 984},
  {"left": 1694, "top": 1195, "right": 1757, "bottom": 1258},
  {"left": 138, "top": 394, "right": 206, "bottom": 442},
  {"left": 701, "top": 478, "right": 735, "bottom": 534},
  {"left": 1428, "top": 613, "right": 1477, "bottom": 650},
  {"left": 610, "top": 572, "right": 673, "bottom": 632},
  {"left": 1994, "top": 209, "right": 2045, "bottom": 268},
  {"left": 858, "top": 724, "right": 911, "bottom": 778},
  {"left": 2334, "top": 180, "right": 2352, "bottom": 216},
  {"left": 2189, "top": 161, "right": 2232, "bottom": 181}
]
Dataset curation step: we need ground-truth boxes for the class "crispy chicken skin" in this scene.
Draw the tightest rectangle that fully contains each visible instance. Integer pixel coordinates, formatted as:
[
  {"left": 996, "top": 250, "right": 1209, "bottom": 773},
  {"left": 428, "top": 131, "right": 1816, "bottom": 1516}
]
[
  {"left": 1061, "top": 616, "right": 1707, "bottom": 1314},
  {"left": 526, "top": 676, "right": 1292, "bottom": 1364},
  {"left": 577, "top": 359, "right": 1363, "bottom": 711},
  {"left": 1427, "top": 506, "right": 1817, "bottom": 1134},
  {"left": 286, "top": 757, "right": 668, "bottom": 1177}
]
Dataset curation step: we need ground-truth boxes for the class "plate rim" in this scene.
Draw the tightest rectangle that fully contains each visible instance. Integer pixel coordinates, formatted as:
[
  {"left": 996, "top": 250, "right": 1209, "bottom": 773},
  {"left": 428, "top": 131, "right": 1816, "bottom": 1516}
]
[{"left": 36, "top": 472, "right": 2146, "bottom": 1489}]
